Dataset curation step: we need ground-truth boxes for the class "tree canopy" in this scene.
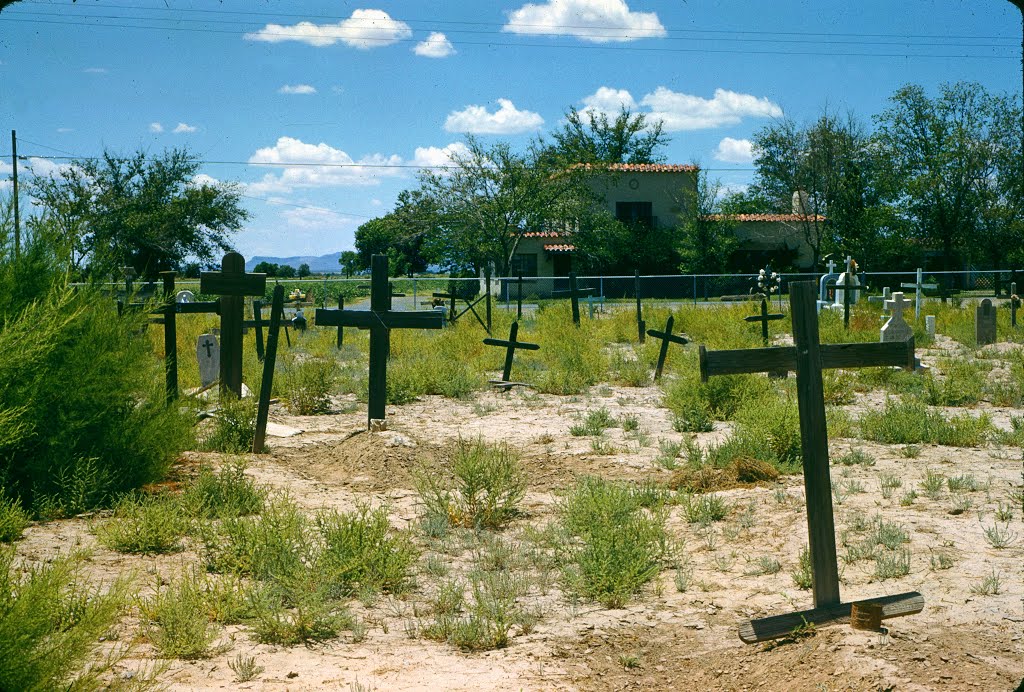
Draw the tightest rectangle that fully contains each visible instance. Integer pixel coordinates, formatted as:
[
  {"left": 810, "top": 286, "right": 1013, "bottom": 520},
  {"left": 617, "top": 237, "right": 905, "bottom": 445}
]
[
  {"left": 28, "top": 148, "right": 248, "bottom": 280},
  {"left": 542, "top": 106, "right": 669, "bottom": 166}
]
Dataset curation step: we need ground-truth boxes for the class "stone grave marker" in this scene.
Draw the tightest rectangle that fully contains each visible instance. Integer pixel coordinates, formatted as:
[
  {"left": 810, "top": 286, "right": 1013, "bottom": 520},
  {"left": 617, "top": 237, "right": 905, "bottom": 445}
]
[
  {"left": 976, "top": 298, "right": 997, "bottom": 346},
  {"left": 699, "top": 281, "right": 922, "bottom": 642},
  {"left": 880, "top": 292, "right": 913, "bottom": 343},
  {"left": 647, "top": 315, "right": 689, "bottom": 380},
  {"left": 197, "top": 333, "right": 220, "bottom": 387},
  {"left": 926, "top": 315, "right": 936, "bottom": 337}
]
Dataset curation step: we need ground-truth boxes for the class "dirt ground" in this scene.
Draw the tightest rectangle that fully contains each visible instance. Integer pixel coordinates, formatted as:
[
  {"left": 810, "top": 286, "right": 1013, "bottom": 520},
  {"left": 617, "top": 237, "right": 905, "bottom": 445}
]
[{"left": 12, "top": 334, "right": 1024, "bottom": 691}]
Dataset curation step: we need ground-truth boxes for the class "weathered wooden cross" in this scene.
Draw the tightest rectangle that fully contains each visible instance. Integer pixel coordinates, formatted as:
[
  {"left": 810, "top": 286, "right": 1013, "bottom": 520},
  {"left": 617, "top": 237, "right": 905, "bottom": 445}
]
[
  {"left": 482, "top": 321, "right": 540, "bottom": 389},
  {"left": 552, "top": 272, "right": 593, "bottom": 326},
  {"left": 744, "top": 297, "right": 784, "bottom": 347},
  {"left": 900, "top": 268, "right": 937, "bottom": 320},
  {"left": 827, "top": 271, "right": 868, "bottom": 330},
  {"left": 147, "top": 271, "right": 220, "bottom": 402},
  {"left": 635, "top": 270, "right": 645, "bottom": 343},
  {"left": 316, "top": 254, "right": 443, "bottom": 430},
  {"left": 200, "top": 252, "right": 267, "bottom": 398},
  {"left": 647, "top": 315, "right": 689, "bottom": 380},
  {"left": 1009, "top": 282, "right": 1018, "bottom": 328},
  {"left": 700, "top": 282, "right": 923, "bottom": 643},
  {"left": 252, "top": 285, "right": 285, "bottom": 453},
  {"left": 433, "top": 271, "right": 492, "bottom": 334}
]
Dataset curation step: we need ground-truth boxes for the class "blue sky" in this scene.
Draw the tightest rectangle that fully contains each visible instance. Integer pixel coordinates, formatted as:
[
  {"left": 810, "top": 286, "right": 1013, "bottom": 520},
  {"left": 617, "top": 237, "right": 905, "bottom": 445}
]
[{"left": 2, "top": 0, "right": 1022, "bottom": 260}]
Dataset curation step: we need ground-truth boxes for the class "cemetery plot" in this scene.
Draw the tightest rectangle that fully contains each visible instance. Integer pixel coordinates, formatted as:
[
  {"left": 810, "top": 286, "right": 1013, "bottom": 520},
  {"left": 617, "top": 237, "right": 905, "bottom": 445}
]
[{"left": 6, "top": 292, "right": 1024, "bottom": 691}]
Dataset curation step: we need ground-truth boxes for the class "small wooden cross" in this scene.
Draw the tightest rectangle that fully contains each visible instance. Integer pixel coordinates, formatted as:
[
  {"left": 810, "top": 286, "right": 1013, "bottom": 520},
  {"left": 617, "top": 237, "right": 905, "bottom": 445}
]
[
  {"left": 647, "top": 315, "right": 689, "bottom": 380},
  {"left": 482, "top": 321, "right": 540, "bottom": 389},
  {"left": 827, "top": 274, "right": 868, "bottom": 330},
  {"left": 900, "top": 268, "right": 938, "bottom": 320},
  {"left": 200, "top": 252, "right": 268, "bottom": 398},
  {"left": 433, "top": 281, "right": 491, "bottom": 334},
  {"left": 700, "top": 282, "right": 922, "bottom": 643},
  {"left": 252, "top": 285, "right": 285, "bottom": 453},
  {"left": 744, "top": 297, "right": 784, "bottom": 347},
  {"left": 635, "top": 270, "right": 645, "bottom": 343},
  {"left": 551, "top": 272, "right": 593, "bottom": 326},
  {"left": 316, "top": 254, "right": 443, "bottom": 430},
  {"left": 1009, "top": 282, "right": 1018, "bottom": 328}
]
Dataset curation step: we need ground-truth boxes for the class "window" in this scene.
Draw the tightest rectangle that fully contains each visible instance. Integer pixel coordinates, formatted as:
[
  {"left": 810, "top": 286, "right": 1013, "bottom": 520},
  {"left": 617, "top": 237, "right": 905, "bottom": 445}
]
[
  {"left": 616, "top": 201, "right": 654, "bottom": 227},
  {"left": 510, "top": 253, "right": 538, "bottom": 277}
]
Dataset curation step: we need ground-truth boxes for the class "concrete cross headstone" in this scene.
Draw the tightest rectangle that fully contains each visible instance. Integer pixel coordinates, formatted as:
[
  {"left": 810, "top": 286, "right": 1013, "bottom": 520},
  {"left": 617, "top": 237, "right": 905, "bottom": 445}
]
[
  {"left": 975, "top": 298, "right": 997, "bottom": 346},
  {"left": 197, "top": 333, "right": 220, "bottom": 387},
  {"left": 699, "top": 282, "right": 923, "bottom": 642},
  {"left": 880, "top": 292, "right": 914, "bottom": 343}
]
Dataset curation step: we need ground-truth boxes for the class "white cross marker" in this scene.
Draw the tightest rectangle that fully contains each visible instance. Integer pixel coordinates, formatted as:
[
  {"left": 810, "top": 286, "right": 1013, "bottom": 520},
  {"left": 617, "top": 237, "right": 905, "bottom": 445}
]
[
  {"left": 885, "top": 292, "right": 912, "bottom": 322},
  {"left": 900, "top": 268, "right": 937, "bottom": 320}
]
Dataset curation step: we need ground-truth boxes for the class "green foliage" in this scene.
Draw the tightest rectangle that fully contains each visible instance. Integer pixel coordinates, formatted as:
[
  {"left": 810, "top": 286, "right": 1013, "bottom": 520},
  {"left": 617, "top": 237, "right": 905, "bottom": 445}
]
[
  {"left": 181, "top": 459, "right": 266, "bottom": 520},
  {"left": 94, "top": 492, "right": 190, "bottom": 555},
  {"left": 922, "top": 358, "right": 986, "bottom": 407},
  {"left": 0, "top": 548, "right": 127, "bottom": 692},
  {"left": 200, "top": 494, "right": 311, "bottom": 580},
  {"left": 791, "top": 546, "right": 813, "bottom": 589},
  {"left": 569, "top": 407, "right": 616, "bottom": 436},
  {"left": 559, "top": 476, "right": 669, "bottom": 608},
  {"left": 0, "top": 276, "right": 193, "bottom": 515},
  {"left": 142, "top": 570, "right": 219, "bottom": 659},
  {"left": 315, "top": 505, "right": 419, "bottom": 597},
  {"left": 354, "top": 189, "right": 435, "bottom": 275},
  {"left": 249, "top": 572, "right": 354, "bottom": 646},
  {"left": 859, "top": 398, "right": 993, "bottom": 447},
  {"left": 0, "top": 491, "right": 28, "bottom": 543},
  {"left": 417, "top": 440, "right": 526, "bottom": 530},
  {"left": 281, "top": 355, "right": 337, "bottom": 414},
  {"left": 203, "top": 395, "right": 257, "bottom": 453},
  {"left": 532, "top": 304, "right": 608, "bottom": 394}
]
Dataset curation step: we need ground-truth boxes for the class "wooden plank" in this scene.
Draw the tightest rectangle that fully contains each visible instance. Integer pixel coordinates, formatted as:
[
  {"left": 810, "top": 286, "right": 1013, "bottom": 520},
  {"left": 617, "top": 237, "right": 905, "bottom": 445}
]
[
  {"left": 738, "top": 592, "right": 924, "bottom": 643},
  {"left": 161, "top": 271, "right": 178, "bottom": 404},
  {"left": 253, "top": 299, "right": 265, "bottom": 362},
  {"left": 820, "top": 339, "right": 915, "bottom": 371},
  {"left": 217, "top": 252, "right": 246, "bottom": 398},
  {"left": 482, "top": 338, "right": 540, "bottom": 350},
  {"left": 199, "top": 271, "right": 267, "bottom": 296},
  {"left": 790, "top": 281, "right": 840, "bottom": 608},
  {"left": 699, "top": 339, "right": 915, "bottom": 382},
  {"left": 253, "top": 285, "right": 284, "bottom": 454},
  {"left": 174, "top": 301, "right": 220, "bottom": 314},
  {"left": 314, "top": 309, "right": 443, "bottom": 330}
]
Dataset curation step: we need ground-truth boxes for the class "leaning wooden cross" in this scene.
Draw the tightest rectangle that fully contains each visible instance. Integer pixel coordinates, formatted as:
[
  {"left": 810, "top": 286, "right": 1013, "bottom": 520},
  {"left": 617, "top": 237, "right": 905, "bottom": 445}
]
[
  {"left": 482, "top": 321, "right": 539, "bottom": 389},
  {"left": 647, "top": 315, "right": 689, "bottom": 380},
  {"left": 200, "top": 252, "right": 267, "bottom": 398},
  {"left": 551, "top": 272, "right": 593, "bottom": 326},
  {"left": 700, "top": 282, "right": 924, "bottom": 643},
  {"left": 316, "top": 254, "right": 443, "bottom": 430},
  {"left": 433, "top": 274, "right": 492, "bottom": 334}
]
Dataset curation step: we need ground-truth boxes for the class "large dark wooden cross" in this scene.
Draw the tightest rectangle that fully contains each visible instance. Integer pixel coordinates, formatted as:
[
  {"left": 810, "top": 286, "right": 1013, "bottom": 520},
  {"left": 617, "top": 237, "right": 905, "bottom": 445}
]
[
  {"left": 316, "top": 254, "right": 443, "bottom": 430},
  {"left": 200, "top": 252, "right": 267, "bottom": 398},
  {"left": 744, "top": 297, "right": 784, "bottom": 347},
  {"left": 635, "top": 270, "right": 645, "bottom": 343},
  {"left": 552, "top": 272, "right": 593, "bottom": 326},
  {"left": 700, "top": 282, "right": 923, "bottom": 643},
  {"left": 647, "top": 315, "right": 689, "bottom": 380},
  {"left": 482, "top": 321, "right": 539, "bottom": 389},
  {"left": 252, "top": 285, "right": 285, "bottom": 453}
]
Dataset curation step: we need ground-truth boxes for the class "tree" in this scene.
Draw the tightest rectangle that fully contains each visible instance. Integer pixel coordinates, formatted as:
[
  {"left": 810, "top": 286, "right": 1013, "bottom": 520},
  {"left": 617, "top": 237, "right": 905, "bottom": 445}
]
[
  {"left": 354, "top": 189, "right": 436, "bottom": 276},
  {"left": 418, "top": 136, "right": 597, "bottom": 276},
  {"left": 541, "top": 106, "right": 669, "bottom": 166},
  {"left": 276, "top": 264, "right": 296, "bottom": 278},
  {"left": 873, "top": 82, "right": 1015, "bottom": 270},
  {"left": 297, "top": 263, "right": 311, "bottom": 278},
  {"left": 253, "top": 261, "right": 279, "bottom": 276},
  {"left": 28, "top": 148, "right": 248, "bottom": 280},
  {"left": 338, "top": 250, "right": 359, "bottom": 277},
  {"left": 676, "top": 171, "right": 738, "bottom": 274}
]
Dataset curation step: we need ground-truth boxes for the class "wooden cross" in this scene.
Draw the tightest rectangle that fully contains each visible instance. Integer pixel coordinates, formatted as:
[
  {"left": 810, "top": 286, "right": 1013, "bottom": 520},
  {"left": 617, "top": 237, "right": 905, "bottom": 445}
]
[
  {"left": 635, "top": 269, "right": 645, "bottom": 343},
  {"left": 900, "top": 268, "right": 937, "bottom": 320},
  {"left": 827, "top": 274, "right": 868, "bottom": 330},
  {"left": 482, "top": 321, "right": 540, "bottom": 389},
  {"left": 433, "top": 275, "right": 492, "bottom": 334},
  {"left": 699, "top": 282, "right": 923, "bottom": 643},
  {"left": 516, "top": 274, "right": 524, "bottom": 320},
  {"left": 1009, "top": 282, "right": 1018, "bottom": 328},
  {"left": 200, "top": 252, "right": 267, "bottom": 398},
  {"left": 252, "top": 285, "right": 285, "bottom": 453},
  {"left": 646, "top": 315, "right": 689, "bottom": 380},
  {"left": 551, "top": 272, "right": 593, "bottom": 326},
  {"left": 744, "top": 297, "right": 784, "bottom": 347},
  {"left": 315, "top": 254, "right": 443, "bottom": 430}
]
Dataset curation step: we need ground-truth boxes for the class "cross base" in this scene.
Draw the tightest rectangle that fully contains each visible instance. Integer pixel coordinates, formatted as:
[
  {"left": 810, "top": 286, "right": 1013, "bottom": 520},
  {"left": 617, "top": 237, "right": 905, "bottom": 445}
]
[
  {"left": 369, "top": 419, "right": 388, "bottom": 432},
  {"left": 488, "top": 379, "right": 533, "bottom": 390},
  {"left": 738, "top": 591, "right": 924, "bottom": 643}
]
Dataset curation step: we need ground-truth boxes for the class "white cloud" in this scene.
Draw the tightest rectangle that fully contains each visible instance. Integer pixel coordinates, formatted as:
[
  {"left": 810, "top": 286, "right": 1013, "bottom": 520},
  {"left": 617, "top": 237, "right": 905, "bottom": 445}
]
[
  {"left": 714, "top": 137, "right": 755, "bottom": 164},
  {"left": 189, "top": 173, "right": 221, "bottom": 187},
  {"left": 641, "top": 87, "right": 782, "bottom": 131},
  {"left": 173, "top": 122, "right": 198, "bottom": 134},
  {"left": 149, "top": 122, "right": 164, "bottom": 133},
  {"left": 410, "top": 142, "right": 471, "bottom": 169},
  {"left": 444, "top": 99, "right": 543, "bottom": 135},
  {"left": 580, "top": 86, "right": 638, "bottom": 115},
  {"left": 246, "top": 136, "right": 404, "bottom": 194},
  {"left": 281, "top": 205, "right": 352, "bottom": 230},
  {"left": 245, "top": 9, "right": 412, "bottom": 49},
  {"left": 56, "top": 127, "right": 74, "bottom": 134},
  {"left": 279, "top": 84, "right": 317, "bottom": 95},
  {"left": 0, "top": 180, "right": 11, "bottom": 192},
  {"left": 414, "top": 32, "right": 456, "bottom": 58},
  {"left": 25, "top": 157, "right": 74, "bottom": 177},
  {"left": 83, "top": 67, "right": 108, "bottom": 74},
  {"left": 504, "top": 0, "right": 665, "bottom": 43}
]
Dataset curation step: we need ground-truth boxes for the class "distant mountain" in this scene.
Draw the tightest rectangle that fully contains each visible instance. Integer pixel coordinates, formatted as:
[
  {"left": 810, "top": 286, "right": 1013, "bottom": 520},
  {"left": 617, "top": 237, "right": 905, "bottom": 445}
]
[{"left": 245, "top": 252, "right": 344, "bottom": 273}]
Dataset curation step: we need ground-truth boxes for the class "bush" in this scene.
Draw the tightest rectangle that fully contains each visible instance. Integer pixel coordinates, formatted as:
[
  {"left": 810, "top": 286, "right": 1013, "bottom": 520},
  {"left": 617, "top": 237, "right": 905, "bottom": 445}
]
[
  {"left": 315, "top": 505, "right": 418, "bottom": 597},
  {"left": 203, "top": 395, "right": 257, "bottom": 453},
  {"left": 282, "top": 356, "right": 337, "bottom": 414},
  {"left": 0, "top": 491, "right": 28, "bottom": 543},
  {"left": 93, "top": 492, "right": 190, "bottom": 555},
  {"left": 532, "top": 304, "right": 608, "bottom": 394},
  {"left": 0, "top": 282, "right": 194, "bottom": 516},
  {"left": 860, "top": 398, "right": 993, "bottom": 447},
  {"left": 201, "top": 494, "right": 311, "bottom": 580},
  {"left": 0, "top": 548, "right": 127, "bottom": 691},
  {"left": 181, "top": 459, "right": 266, "bottom": 519},
  {"left": 417, "top": 440, "right": 526, "bottom": 530},
  {"left": 142, "top": 570, "right": 219, "bottom": 659}
]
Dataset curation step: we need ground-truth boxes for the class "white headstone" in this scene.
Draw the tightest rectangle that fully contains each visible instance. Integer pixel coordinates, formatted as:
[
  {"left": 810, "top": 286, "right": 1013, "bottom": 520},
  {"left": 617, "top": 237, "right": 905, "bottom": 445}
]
[
  {"left": 925, "top": 315, "right": 936, "bottom": 336},
  {"left": 196, "top": 334, "right": 220, "bottom": 387},
  {"left": 175, "top": 289, "right": 195, "bottom": 303},
  {"left": 835, "top": 271, "right": 861, "bottom": 306},
  {"left": 880, "top": 292, "right": 913, "bottom": 343}
]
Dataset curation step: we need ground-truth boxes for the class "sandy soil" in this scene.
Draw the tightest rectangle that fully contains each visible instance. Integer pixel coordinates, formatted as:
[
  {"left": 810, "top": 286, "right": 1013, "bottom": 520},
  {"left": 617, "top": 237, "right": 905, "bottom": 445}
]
[{"left": 11, "top": 335, "right": 1024, "bottom": 691}]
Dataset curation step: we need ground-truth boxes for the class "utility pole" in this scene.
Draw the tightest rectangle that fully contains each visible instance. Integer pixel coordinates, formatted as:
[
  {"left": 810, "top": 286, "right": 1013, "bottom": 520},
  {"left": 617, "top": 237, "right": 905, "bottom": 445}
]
[
  {"left": 1010, "top": 2, "right": 1024, "bottom": 100},
  {"left": 11, "top": 129, "right": 19, "bottom": 257}
]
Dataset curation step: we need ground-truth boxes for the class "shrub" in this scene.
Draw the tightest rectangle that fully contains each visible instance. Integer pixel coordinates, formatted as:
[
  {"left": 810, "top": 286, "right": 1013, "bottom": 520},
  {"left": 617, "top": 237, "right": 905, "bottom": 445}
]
[
  {"left": 181, "top": 459, "right": 266, "bottom": 519},
  {"left": 201, "top": 494, "right": 311, "bottom": 580},
  {"left": 142, "top": 570, "right": 219, "bottom": 659},
  {"left": 249, "top": 573, "right": 354, "bottom": 646},
  {"left": 0, "top": 280, "right": 194, "bottom": 515},
  {"left": 203, "top": 395, "right": 257, "bottom": 453},
  {"left": 532, "top": 304, "right": 608, "bottom": 394},
  {"left": 417, "top": 440, "right": 526, "bottom": 530},
  {"left": 315, "top": 505, "right": 419, "bottom": 597},
  {"left": 94, "top": 492, "right": 190, "bottom": 555},
  {"left": 860, "top": 398, "right": 992, "bottom": 447},
  {"left": 0, "top": 548, "right": 127, "bottom": 691},
  {"left": 0, "top": 491, "right": 28, "bottom": 543},
  {"left": 282, "top": 356, "right": 337, "bottom": 414}
]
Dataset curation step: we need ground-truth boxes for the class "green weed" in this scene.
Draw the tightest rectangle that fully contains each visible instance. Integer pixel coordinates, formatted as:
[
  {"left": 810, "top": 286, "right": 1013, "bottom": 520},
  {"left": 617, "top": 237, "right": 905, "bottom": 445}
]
[
  {"left": 181, "top": 459, "right": 266, "bottom": 519},
  {"left": 94, "top": 492, "right": 190, "bottom": 555},
  {"left": 315, "top": 505, "right": 419, "bottom": 597}
]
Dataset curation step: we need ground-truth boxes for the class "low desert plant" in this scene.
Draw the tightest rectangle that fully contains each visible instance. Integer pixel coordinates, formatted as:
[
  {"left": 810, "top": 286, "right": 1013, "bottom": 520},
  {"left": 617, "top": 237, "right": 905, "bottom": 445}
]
[
  {"left": 282, "top": 356, "right": 337, "bottom": 414},
  {"left": 203, "top": 394, "right": 257, "bottom": 453},
  {"left": 874, "top": 548, "right": 911, "bottom": 580},
  {"left": 229, "top": 654, "right": 264, "bottom": 683},
  {"left": 201, "top": 494, "right": 311, "bottom": 580},
  {"left": 142, "top": 570, "right": 219, "bottom": 659},
  {"left": 182, "top": 459, "right": 266, "bottom": 519},
  {"left": 791, "top": 546, "right": 813, "bottom": 589},
  {"left": 969, "top": 570, "right": 1002, "bottom": 596},
  {"left": 0, "top": 491, "right": 28, "bottom": 543},
  {"left": 860, "top": 398, "right": 992, "bottom": 447},
  {"left": 94, "top": 492, "right": 190, "bottom": 555},
  {"left": 315, "top": 505, "right": 418, "bottom": 597}
]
